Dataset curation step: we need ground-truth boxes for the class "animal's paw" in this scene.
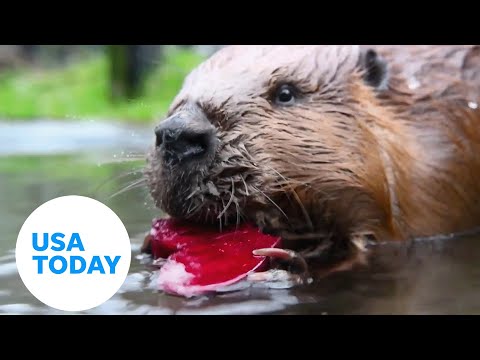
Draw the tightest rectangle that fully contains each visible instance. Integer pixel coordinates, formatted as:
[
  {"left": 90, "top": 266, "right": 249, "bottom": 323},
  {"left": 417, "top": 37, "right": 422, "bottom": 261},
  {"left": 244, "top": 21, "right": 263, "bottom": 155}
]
[{"left": 247, "top": 248, "right": 312, "bottom": 289}]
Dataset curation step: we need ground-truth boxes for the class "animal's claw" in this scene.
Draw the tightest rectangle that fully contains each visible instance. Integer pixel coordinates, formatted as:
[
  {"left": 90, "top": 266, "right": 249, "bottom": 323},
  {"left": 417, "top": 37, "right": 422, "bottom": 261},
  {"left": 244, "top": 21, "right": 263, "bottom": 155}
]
[
  {"left": 253, "top": 248, "right": 309, "bottom": 274},
  {"left": 248, "top": 248, "right": 312, "bottom": 289}
]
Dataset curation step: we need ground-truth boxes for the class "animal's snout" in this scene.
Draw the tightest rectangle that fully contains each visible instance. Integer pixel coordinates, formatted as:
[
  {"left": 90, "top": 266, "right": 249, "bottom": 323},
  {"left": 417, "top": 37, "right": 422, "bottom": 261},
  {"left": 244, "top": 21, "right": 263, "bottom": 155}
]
[{"left": 155, "top": 112, "right": 216, "bottom": 165}]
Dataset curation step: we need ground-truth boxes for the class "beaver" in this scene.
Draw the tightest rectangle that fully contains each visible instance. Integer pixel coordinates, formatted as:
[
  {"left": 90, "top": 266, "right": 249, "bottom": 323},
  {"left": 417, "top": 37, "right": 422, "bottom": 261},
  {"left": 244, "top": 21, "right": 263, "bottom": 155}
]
[{"left": 144, "top": 45, "right": 480, "bottom": 283}]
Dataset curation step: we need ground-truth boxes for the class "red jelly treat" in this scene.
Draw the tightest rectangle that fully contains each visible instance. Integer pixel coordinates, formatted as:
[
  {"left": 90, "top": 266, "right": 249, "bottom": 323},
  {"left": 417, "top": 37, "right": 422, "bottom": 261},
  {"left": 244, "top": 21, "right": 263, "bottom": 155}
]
[{"left": 149, "top": 219, "right": 281, "bottom": 297}]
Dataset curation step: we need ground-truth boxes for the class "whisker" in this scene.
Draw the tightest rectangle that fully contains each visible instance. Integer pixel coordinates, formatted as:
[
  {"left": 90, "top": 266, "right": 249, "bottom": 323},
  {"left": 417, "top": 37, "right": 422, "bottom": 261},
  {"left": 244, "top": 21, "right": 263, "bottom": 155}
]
[
  {"left": 290, "top": 188, "right": 314, "bottom": 231},
  {"left": 108, "top": 178, "right": 147, "bottom": 199},
  {"left": 92, "top": 167, "right": 145, "bottom": 195},
  {"left": 186, "top": 189, "right": 199, "bottom": 200},
  {"left": 187, "top": 200, "right": 203, "bottom": 216},
  {"left": 235, "top": 199, "right": 241, "bottom": 230},
  {"left": 123, "top": 152, "right": 147, "bottom": 158},
  {"left": 205, "top": 208, "right": 210, "bottom": 224},
  {"left": 240, "top": 175, "right": 249, "bottom": 196},
  {"left": 266, "top": 166, "right": 314, "bottom": 231},
  {"left": 186, "top": 200, "right": 195, "bottom": 215},
  {"left": 251, "top": 185, "right": 289, "bottom": 220},
  {"left": 217, "top": 178, "right": 235, "bottom": 220},
  {"left": 218, "top": 202, "right": 223, "bottom": 232},
  {"left": 100, "top": 156, "right": 146, "bottom": 165}
]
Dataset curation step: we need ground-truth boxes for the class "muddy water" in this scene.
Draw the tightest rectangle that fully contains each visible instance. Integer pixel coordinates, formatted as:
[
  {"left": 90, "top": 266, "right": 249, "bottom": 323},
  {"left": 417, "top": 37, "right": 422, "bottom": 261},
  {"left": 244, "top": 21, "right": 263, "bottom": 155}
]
[{"left": 1, "top": 120, "right": 479, "bottom": 315}]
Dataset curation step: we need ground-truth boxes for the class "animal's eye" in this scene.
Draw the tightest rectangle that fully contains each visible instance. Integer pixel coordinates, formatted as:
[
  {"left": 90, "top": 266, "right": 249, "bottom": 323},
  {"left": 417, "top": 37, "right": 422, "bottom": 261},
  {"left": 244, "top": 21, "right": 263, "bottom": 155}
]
[{"left": 274, "top": 84, "right": 297, "bottom": 106}]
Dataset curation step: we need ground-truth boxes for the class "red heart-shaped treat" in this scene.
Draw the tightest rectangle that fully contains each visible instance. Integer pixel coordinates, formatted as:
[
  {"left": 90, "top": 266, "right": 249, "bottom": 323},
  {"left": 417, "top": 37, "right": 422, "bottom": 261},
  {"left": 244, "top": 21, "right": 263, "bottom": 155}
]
[{"left": 149, "top": 219, "right": 281, "bottom": 297}]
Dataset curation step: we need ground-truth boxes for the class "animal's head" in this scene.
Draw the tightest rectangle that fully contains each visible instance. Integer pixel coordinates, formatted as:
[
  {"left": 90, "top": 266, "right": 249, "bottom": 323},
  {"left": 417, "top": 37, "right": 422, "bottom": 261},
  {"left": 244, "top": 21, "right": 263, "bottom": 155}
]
[{"left": 145, "top": 45, "right": 392, "bottom": 242}]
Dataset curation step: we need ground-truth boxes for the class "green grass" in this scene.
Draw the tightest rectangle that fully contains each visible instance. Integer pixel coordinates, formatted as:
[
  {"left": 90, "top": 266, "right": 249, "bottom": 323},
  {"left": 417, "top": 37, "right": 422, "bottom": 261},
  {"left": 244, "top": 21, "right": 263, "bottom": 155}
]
[
  {"left": 0, "top": 47, "right": 206, "bottom": 123},
  {"left": 0, "top": 154, "right": 136, "bottom": 178}
]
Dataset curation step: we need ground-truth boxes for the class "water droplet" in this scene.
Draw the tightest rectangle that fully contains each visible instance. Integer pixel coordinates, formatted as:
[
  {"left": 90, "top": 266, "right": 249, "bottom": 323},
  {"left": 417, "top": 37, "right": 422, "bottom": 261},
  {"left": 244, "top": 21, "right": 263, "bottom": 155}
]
[
  {"left": 408, "top": 77, "right": 420, "bottom": 90},
  {"left": 468, "top": 101, "right": 478, "bottom": 109},
  {"left": 113, "top": 154, "right": 117, "bottom": 158}
]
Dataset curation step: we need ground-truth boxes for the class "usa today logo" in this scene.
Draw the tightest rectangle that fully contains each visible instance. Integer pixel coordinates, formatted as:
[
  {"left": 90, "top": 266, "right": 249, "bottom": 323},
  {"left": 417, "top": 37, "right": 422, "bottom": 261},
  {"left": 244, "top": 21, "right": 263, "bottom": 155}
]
[{"left": 15, "top": 196, "right": 131, "bottom": 312}]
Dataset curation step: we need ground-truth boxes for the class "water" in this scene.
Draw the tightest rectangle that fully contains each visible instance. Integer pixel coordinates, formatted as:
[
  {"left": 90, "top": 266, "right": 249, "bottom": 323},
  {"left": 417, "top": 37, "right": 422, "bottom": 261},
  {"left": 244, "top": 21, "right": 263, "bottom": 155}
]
[{"left": 1, "top": 120, "right": 479, "bottom": 315}]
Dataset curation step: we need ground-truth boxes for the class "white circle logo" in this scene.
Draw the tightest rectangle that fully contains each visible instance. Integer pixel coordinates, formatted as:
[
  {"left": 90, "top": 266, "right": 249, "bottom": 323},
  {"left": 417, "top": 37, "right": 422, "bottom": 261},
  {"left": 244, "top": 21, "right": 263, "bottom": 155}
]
[{"left": 15, "top": 195, "right": 131, "bottom": 312}]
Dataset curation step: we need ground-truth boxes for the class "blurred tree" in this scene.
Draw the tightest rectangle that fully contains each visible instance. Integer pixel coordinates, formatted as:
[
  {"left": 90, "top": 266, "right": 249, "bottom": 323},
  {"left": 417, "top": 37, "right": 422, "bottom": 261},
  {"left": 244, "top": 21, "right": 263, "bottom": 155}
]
[
  {"left": 20, "top": 45, "right": 72, "bottom": 66},
  {"left": 21, "top": 45, "right": 38, "bottom": 63},
  {"left": 108, "top": 45, "right": 162, "bottom": 101}
]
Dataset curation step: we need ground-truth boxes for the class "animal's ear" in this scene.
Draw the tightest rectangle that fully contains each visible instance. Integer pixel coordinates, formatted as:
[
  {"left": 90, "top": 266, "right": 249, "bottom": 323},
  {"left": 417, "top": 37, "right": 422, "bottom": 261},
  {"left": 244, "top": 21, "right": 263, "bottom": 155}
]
[{"left": 358, "top": 48, "right": 389, "bottom": 91}]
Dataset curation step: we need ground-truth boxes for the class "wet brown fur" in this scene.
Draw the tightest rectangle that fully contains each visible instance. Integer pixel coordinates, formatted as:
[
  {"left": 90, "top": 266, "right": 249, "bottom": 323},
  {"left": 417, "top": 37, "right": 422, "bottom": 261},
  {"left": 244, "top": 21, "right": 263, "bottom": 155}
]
[{"left": 145, "top": 45, "right": 480, "bottom": 264}]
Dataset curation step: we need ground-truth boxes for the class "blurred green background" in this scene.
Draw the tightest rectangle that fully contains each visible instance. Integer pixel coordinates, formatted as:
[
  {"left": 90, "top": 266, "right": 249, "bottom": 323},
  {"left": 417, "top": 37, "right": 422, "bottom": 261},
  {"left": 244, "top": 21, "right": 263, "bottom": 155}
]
[
  {"left": 0, "top": 45, "right": 221, "bottom": 314},
  {"left": 0, "top": 45, "right": 216, "bottom": 123}
]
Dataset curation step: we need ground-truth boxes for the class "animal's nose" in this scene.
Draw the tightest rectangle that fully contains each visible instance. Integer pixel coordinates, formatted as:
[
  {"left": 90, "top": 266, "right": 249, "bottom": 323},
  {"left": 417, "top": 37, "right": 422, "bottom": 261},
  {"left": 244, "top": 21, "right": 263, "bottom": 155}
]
[{"left": 154, "top": 114, "right": 215, "bottom": 165}]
